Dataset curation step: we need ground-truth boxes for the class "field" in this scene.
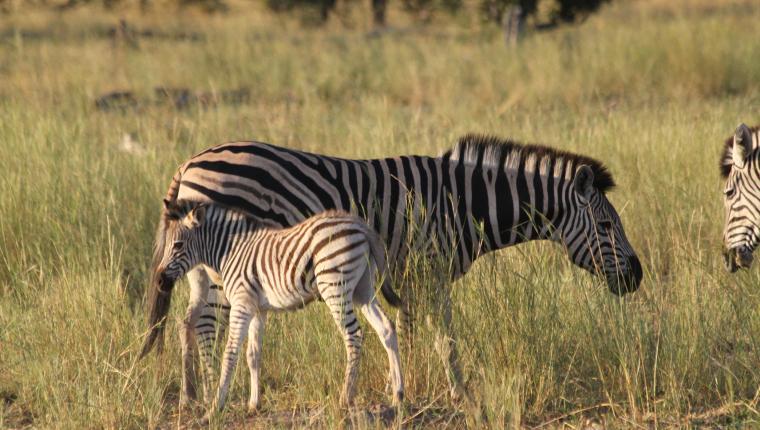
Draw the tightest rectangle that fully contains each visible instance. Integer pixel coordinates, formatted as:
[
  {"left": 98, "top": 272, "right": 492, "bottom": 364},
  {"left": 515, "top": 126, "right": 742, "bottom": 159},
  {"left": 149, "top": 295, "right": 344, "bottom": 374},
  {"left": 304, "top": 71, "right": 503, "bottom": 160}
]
[{"left": 2, "top": 0, "right": 760, "bottom": 428}]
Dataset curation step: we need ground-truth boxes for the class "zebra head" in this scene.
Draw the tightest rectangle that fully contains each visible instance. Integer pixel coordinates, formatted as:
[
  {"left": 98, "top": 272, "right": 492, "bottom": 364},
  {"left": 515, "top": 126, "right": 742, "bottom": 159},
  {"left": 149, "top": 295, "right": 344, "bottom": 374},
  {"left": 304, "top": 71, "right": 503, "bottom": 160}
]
[
  {"left": 156, "top": 199, "right": 209, "bottom": 287},
  {"left": 560, "top": 165, "right": 642, "bottom": 295},
  {"left": 721, "top": 123, "right": 760, "bottom": 272}
]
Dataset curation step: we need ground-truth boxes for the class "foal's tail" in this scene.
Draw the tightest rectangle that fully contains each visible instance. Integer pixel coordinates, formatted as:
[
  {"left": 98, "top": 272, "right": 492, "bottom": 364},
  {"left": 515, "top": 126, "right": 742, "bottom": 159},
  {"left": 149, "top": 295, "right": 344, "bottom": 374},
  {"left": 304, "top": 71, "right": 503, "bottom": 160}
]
[
  {"left": 139, "top": 169, "right": 183, "bottom": 358},
  {"left": 364, "top": 225, "right": 402, "bottom": 308}
]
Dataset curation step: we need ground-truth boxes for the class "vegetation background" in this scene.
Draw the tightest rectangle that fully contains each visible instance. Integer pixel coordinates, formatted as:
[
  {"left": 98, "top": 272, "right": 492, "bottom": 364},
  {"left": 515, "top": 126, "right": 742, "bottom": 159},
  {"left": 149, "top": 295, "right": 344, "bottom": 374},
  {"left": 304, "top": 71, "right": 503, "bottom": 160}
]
[{"left": 1, "top": 0, "right": 759, "bottom": 428}]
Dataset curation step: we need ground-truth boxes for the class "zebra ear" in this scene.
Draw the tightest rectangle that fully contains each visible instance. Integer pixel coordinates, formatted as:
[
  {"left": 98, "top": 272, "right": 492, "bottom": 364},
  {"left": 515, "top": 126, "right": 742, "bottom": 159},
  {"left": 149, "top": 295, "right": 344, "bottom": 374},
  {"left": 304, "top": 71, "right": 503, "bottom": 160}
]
[
  {"left": 163, "top": 199, "right": 183, "bottom": 220},
  {"left": 733, "top": 123, "right": 753, "bottom": 168},
  {"left": 573, "top": 165, "right": 595, "bottom": 203},
  {"left": 187, "top": 205, "right": 207, "bottom": 228}
]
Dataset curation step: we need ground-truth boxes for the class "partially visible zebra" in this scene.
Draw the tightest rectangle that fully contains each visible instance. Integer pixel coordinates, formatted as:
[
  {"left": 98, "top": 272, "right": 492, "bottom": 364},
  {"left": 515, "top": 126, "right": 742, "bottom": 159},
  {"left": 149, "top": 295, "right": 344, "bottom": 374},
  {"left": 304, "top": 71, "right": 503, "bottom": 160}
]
[
  {"left": 142, "top": 200, "right": 404, "bottom": 417},
  {"left": 720, "top": 123, "right": 760, "bottom": 271},
  {"left": 141, "top": 134, "right": 643, "bottom": 404}
]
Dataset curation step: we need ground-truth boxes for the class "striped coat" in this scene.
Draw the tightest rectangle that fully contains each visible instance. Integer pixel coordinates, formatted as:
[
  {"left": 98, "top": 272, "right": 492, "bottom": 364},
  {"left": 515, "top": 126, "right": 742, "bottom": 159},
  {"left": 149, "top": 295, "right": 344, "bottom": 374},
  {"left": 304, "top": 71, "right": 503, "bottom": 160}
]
[
  {"left": 144, "top": 202, "right": 403, "bottom": 415},
  {"left": 142, "top": 134, "right": 642, "bottom": 403}
]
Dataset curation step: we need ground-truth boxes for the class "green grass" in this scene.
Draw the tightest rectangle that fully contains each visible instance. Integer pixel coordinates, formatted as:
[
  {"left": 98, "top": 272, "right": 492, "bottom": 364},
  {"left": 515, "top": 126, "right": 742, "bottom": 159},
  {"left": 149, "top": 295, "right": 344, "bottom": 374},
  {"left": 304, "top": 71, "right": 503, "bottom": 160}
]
[{"left": 1, "top": 0, "right": 760, "bottom": 427}]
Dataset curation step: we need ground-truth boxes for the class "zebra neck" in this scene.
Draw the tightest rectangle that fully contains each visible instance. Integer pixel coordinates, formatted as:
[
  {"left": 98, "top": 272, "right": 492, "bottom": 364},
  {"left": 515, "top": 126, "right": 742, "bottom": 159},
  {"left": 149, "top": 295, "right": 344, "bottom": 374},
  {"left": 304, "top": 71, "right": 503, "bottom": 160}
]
[
  {"left": 441, "top": 158, "right": 573, "bottom": 264},
  {"left": 202, "top": 212, "right": 257, "bottom": 276}
]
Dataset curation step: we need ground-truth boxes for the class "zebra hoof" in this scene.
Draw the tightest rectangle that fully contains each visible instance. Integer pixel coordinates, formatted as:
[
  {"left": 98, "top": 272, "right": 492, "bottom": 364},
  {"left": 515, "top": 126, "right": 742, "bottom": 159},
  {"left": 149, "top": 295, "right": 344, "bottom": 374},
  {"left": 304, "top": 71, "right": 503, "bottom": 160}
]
[
  {"left": 200, "top": 413, "right": 211, "bottom": 426},
  {"left": 392, "top": 390, "right": 404, "bottom": 406},
  {"left": 247, "top": 401, "right": 261, "bottom": 414},
  {"left": 449, "top": 387, "right": 461, "bottom": 402},
  {"left": 339, "top": 394, "right": 354, "bottom": 410}
]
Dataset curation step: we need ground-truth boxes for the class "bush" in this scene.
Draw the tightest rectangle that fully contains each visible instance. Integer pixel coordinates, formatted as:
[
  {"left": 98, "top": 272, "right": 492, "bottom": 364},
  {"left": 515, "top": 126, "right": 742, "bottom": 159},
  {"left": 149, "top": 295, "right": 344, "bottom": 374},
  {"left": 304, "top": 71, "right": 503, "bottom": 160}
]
[{"left": 481, "top": 0, "right": 610, "bottom": 26}]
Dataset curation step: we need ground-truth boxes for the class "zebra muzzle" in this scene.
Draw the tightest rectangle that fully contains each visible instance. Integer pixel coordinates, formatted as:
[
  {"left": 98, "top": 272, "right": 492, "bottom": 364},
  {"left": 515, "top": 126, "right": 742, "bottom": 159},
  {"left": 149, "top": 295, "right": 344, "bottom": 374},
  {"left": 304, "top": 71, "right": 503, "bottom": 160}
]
[
  {"left": 736, "top": 247, "right": 754, "bottom": 269},
  {"left": 157, "top": 273, "right": 175, "bottom": 293},
  {"left": 724, "top": 247, "right": 753, "bottom": 272}
]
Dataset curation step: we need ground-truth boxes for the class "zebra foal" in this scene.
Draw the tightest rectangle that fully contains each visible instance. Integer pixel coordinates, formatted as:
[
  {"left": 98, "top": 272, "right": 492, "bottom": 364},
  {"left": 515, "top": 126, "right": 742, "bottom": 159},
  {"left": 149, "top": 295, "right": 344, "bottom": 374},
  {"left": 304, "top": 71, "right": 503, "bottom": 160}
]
[{"left": 141, "top": 200, "right": 404, "bottom": 416}]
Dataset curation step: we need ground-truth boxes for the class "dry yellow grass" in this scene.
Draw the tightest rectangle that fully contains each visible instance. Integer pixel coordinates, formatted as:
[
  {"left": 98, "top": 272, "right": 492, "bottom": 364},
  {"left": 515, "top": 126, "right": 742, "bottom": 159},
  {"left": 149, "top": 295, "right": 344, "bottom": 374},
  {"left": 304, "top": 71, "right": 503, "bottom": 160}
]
[{"left": 1, "top": 0, "right": 759, "bottom": 428}]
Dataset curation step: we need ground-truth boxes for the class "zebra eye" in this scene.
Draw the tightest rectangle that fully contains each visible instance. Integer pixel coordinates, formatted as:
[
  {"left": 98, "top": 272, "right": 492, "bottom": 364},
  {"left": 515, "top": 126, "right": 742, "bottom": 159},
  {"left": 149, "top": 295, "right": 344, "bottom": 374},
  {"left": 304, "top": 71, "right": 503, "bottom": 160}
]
[
  {"left": 724, "top": 187, "right": 736, "bottom": 199},
  {"left": 599, "top": 220, "right": 613, "bottom": 231},
  {"left": 172, "top": 241, "right": 184, "bottom": 251}
]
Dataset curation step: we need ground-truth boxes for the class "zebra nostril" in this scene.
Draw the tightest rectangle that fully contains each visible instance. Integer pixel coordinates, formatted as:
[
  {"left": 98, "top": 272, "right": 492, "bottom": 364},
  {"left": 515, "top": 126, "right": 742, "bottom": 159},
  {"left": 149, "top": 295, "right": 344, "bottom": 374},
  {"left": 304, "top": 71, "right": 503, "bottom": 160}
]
[{"left": 622, "top": 256, "right": 642, "bottom": 293}]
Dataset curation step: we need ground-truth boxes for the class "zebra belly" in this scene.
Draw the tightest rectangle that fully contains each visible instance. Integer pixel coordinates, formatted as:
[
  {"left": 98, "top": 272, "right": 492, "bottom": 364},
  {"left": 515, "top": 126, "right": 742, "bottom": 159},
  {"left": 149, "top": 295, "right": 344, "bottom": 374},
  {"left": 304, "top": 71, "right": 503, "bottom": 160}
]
[
  {"left": 253, "top": 272, "right": 320, "bottom": 312},
  {"left": 257, "top": 288, "right": 318, "bottom": 312}
]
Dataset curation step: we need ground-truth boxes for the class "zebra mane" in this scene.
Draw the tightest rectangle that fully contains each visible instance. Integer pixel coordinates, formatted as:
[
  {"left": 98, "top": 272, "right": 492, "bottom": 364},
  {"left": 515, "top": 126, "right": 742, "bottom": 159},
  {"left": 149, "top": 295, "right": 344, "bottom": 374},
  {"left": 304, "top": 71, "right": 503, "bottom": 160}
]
[
  {"left": 165, "top": 199, "right": 265, "bottom": 228},
  {"left": 445, "top": 134, "right": 616, "bottom": 192},
  {"left": 720, "top": 124, "right": 760, "bottom": 178}
]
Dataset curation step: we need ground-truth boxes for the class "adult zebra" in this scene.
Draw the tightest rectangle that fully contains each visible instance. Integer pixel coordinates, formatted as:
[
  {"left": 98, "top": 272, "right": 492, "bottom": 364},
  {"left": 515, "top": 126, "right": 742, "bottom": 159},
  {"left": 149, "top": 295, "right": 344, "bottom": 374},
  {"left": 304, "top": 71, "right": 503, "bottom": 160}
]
[
  {"left": 141, "top": 134, "right": 643, "bottom": 404},
  {"left": 721, "top": 123, "right": 760, "bottom": 271}
]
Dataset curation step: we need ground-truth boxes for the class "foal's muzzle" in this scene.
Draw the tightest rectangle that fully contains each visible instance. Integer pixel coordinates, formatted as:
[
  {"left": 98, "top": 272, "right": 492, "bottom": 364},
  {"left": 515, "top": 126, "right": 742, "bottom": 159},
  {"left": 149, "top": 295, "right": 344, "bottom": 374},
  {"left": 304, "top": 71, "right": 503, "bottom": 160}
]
[{"left": 156, "top": 272, "right": 176, "bottom": 293}]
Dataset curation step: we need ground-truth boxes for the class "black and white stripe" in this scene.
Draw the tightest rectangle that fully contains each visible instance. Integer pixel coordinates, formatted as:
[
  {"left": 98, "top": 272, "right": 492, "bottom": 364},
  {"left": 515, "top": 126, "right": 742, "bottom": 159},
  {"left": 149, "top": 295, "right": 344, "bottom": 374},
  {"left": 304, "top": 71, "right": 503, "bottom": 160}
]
[
  {"left": 145, "top": 201, "right": 403, "bottom": 416},
  {"left": 142, "top": 134, "right": 643, "bottom": 402},
  {"left": 720, "top": 123, "right": 760, "bottom": 272}
]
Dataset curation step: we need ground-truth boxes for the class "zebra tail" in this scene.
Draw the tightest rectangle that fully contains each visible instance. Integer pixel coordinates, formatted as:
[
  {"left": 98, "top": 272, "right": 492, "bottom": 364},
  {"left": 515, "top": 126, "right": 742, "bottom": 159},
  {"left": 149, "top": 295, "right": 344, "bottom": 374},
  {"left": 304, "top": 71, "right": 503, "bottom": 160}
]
[
  {"left": 380, "top": 278, "right": 402, "bottom": 308},
  {"left": 365, "top": 224, "right": 403, "bottom": 308},
  {"left": 139, "top": 169, "right": 182, "bottom": 358},
  {"left": 139, "top": 275, "right": 176, "bottom": 358}
]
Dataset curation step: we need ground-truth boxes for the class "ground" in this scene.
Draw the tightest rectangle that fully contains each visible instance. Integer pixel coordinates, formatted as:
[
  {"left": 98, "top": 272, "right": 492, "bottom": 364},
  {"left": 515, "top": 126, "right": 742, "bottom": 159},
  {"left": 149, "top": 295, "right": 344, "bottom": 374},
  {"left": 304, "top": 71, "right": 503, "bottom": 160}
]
[{"left": 1, "top": 0, "right": 760, "bottom": 428}]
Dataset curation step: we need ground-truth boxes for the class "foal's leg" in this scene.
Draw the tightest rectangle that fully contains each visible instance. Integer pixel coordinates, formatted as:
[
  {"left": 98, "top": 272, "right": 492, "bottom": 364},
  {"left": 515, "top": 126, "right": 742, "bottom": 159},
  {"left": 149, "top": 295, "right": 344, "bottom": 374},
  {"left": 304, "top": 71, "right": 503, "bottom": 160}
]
[
  {"left": 180, "top": 267, "right": 211, "bottom": 406},
  {"left": 246, "top": 312, "right": 267, "bottom": 412},
  {"left": 195, "top": 284, "right": 230, "bottom": 402},
  {"left": 358, "top": 297, "right": 404, "bottom": 405},
  {"left": 319, "top": 278, "right": 362, "bottom": 408},
  {"left": 208, "top": 302, "right": 253, "bottom": 418}
]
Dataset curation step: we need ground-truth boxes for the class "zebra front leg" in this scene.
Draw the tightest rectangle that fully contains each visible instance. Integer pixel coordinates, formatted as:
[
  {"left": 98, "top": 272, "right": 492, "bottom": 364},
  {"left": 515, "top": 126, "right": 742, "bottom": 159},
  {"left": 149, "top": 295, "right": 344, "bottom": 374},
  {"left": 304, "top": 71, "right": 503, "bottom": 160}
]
[
  {"left": 428, "top": 290, "right": 467, "bottom": 404},
  {"left": 181, "top": 267, "right": 211, "bottom": 406},
  {"left": 195, "top": 285, "right": 230, "bottom": 404},
  {"left": 246, "top": 312, "right": 266, "bottom": 413},
  {"left": 203, "top": 303, "right": 252, "bottom": 423},
  {"left": 215, "top": 306, "right": 252, "bottom": 408}
]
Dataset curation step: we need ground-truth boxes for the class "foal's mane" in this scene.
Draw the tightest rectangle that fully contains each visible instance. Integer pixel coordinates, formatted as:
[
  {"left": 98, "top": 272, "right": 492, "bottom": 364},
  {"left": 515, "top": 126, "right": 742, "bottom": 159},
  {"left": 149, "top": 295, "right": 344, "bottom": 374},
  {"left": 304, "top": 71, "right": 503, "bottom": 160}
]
[
  {"left": 444, "top": 134, "right": 616, "bottom": 192},
  {"left": 164, "top": 199, "right": 265, "bottom": 228}
]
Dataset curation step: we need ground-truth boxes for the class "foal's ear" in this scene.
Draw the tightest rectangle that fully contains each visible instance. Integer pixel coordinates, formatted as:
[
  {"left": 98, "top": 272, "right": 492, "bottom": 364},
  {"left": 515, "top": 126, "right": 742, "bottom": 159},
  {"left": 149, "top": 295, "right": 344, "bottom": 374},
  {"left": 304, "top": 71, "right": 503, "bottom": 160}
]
[
  {"left": 186, "top": 205, "right": 207, "bottom": 228},
  {"left": 573, "top": 165, "right": 595, "bottom": 203},
  {"left": 163, "top": 198, "right": 183, "bottom": 220},
  {"left": 733, "top": 123, "right": 753, "bottom": 169}
]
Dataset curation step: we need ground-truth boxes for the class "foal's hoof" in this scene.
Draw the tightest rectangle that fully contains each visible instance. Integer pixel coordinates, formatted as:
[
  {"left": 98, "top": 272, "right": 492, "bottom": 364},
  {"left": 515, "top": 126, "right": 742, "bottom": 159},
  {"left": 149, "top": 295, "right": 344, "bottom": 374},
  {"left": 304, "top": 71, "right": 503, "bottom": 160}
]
[
  {"left": 247, "top": 402, "right": 261, "bottom": 415},
  {"left": 339, "top": 397, "right": 354, "bottom": 410},
  {"left": 392, "top": 391, "right": 404, "bottom": 407}
]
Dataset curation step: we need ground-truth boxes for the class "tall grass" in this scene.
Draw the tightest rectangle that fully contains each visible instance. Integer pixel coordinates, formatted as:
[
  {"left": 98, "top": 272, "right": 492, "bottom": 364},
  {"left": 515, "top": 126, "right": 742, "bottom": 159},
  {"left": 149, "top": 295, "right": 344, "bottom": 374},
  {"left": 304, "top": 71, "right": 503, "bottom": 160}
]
[{"left": 1, "top": 0, "right": 760, "bottom": 427}]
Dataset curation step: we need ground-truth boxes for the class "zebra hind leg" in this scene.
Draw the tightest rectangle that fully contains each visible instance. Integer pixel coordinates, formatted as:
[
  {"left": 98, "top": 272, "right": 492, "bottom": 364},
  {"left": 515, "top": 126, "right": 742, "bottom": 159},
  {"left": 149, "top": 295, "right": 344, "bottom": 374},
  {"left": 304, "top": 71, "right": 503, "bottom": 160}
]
[
  {"left": 358, "top": 296, "right": 403, "bottom": 406},
  {"left": 320, "top": 280, "right": 363, "bottom": 408},
  {"left": 246, "top": 312, "right": 267, "bottom": 413},
  {"left": 353, "top": 267, "right": 404, "bottom": 406}
]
